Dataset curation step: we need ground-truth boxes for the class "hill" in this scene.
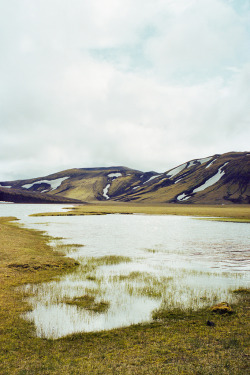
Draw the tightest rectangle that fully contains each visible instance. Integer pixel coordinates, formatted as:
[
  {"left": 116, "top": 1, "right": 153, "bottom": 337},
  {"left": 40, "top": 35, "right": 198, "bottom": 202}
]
[
  {"left": 0, "top": 186, "right": 83, "bottom": 204},
  {"left": 1, "top": 152, "right": 249, "bottom": 204}
]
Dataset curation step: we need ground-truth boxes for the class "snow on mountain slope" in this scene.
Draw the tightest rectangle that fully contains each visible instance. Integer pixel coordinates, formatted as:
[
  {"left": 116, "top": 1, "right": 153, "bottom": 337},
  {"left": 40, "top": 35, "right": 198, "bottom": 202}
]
[
  {"left": 103, "top": 184, "right": 111, "bottom": 200},
  {"left": 0, "top": 152, "right": 249, "bottom": 204},
  {"left": 115, "top": 152, "right": 249, "bottom": 204},
  {"left": 22, "top": 177, "right": 69, "bottom": 191},
  {"left": 192, "top": 163, "right": 228, "bottom": 193}
]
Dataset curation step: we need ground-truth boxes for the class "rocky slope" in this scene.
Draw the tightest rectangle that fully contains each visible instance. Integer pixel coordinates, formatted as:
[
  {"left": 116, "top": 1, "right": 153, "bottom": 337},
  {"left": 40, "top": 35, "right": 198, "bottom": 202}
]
[{"left": 1, "top": 152, "right": 249, "bottom": 204}]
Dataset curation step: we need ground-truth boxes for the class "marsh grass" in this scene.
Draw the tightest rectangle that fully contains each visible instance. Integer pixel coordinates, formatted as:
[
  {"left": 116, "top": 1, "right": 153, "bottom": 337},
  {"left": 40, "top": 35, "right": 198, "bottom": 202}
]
[
  {"left": 82, "top": 255, "right": 131, "bottom": 268},
  {"left": 79, "top": 256, "right": 131, "bottom": 276},
  {"left": 93, "top": 255, "right": 132, "bottom": 265},
  {"left": 144, "top": 248, "right": 159, "bottom": 253},
  {"left": 197, "top": 217, "right": 250, "bottom": 223},
  {"left": 63, "top": 295, "right": 110, "bottom": 313},
  {"left": 233, "top": 288, "right": 250, "bottom": 294},
  {"left": 55, "top": 243, "right": 84, "bottom": 249},
  {"left": 119, "top": 272, "right": 174, "bottom": 300}
]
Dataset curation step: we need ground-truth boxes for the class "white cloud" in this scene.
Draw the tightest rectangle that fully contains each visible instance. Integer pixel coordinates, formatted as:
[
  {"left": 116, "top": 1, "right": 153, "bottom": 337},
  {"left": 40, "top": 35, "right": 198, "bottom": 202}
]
[
  {"left": 144, "top": 0, "right": 249, "bottom": 81},
  {"left": 0, "top": 0, "right": 249, "bottom": 180}
]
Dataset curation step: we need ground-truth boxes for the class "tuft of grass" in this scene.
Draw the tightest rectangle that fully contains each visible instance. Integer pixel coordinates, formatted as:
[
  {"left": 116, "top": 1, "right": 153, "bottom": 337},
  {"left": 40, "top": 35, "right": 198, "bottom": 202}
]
[
  {"left": 114, "top": 271, "right": 150, "bottom": 282},
  {"left": 233, "top": 288, "right": 250, "bottom": 295},
  {"left": 97, "top": 255, "right": 132, "bottom": 265},
  {"left": 197, "top": 217, "right": 250, "bottom": 223},
  {"left": 144, "top": 248, "right": 159, "bottom": 253},
  {"left": 86, "top": 255, "right": 131, "bottom": 266},
  {"left": 86, "top": 275, "right": 97, "bottom": 281},
  {"left": 55, "top": 243, "right": 84, "bottom": 249},
  {"left": 64, "top": 295, "right": 110, "bottom": 313},
  {"left": 79, "top": 255, "right": 132, "bottom": 276}
]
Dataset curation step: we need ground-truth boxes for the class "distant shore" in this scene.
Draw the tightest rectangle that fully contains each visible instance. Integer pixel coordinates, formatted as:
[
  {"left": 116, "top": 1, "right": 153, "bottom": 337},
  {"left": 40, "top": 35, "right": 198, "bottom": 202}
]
[{"left": 30, "top": 202, "right": 250, "bottom": 222}]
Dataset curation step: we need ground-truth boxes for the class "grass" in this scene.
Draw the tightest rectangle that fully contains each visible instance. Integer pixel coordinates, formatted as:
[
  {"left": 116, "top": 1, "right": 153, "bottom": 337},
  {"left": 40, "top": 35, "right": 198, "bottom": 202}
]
[
  {"left": 0, "top": 216, "right": 250, "bottom": 374},
  {"left": 30, "top": 202, "right": 250, "bottom": 222},
  {"left": 92, "top": 255, "right": 132, "bottom": 265},
  {"left": 64, "top": 295, "right": 110, "bottom": 313},
  {"left": 197, "top": 217, "right": 250, "bottom": 223},
  {"left": 233, "top": 288, "right": 250, "bottom": 295},
  {"left": 118, "top": 273, "right": 174, "bottom": 299},
  {"left": 80, "top": 255, "right": 132, "bottom": 275},
  {"left": 144, "top": 248, "right": 159, "bottom": 253}
]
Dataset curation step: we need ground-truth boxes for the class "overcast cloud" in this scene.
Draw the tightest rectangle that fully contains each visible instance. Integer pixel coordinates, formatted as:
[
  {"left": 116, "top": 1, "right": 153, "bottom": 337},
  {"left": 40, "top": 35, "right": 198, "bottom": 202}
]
[{"left": 0, "top": 0, "right": 249, "bottom": 180}]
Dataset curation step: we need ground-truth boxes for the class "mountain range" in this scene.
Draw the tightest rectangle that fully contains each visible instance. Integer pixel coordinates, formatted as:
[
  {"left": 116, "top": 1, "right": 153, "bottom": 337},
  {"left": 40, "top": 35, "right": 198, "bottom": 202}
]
[{"left": 0, "top": 152, "right": 249, "bottom": 204}]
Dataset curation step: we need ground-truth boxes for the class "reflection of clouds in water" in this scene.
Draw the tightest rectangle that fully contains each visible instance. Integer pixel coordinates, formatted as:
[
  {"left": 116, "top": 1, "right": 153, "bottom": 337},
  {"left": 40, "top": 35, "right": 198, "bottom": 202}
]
[{"left": 24, "top": 283, "right": 160, "bottom": 339}]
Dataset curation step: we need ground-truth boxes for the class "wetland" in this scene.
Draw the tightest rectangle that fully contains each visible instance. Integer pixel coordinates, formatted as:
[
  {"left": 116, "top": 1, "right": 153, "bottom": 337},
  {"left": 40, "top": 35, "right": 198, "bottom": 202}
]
[
  {"left": 1, "top": 204, "right": 249, "bottom": 339},
  {"left": 0, "top": 203, "right": 249, "bottom": 374}
]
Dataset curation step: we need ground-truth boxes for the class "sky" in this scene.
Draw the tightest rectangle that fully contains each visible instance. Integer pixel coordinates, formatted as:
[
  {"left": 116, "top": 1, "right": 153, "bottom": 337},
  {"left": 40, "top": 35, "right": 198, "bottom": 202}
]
[{"left": 0, "top": 0, "right": 250, "bottom": 181}]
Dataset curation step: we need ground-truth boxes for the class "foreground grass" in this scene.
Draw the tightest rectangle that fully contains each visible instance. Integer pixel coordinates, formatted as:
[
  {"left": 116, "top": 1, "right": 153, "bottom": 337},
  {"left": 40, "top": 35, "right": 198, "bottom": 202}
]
[
  {"left": 31, "top": 202, "right": 250, "bottom": 222},
  {"left": 0, "top": 217, "right": 249, "bottom": 374}
]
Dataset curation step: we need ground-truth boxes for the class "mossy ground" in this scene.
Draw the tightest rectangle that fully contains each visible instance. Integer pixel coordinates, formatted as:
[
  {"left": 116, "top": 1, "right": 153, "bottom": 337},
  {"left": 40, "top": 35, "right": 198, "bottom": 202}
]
[{"left": 0, "top": 216, "right": 249, "bottom": 374}]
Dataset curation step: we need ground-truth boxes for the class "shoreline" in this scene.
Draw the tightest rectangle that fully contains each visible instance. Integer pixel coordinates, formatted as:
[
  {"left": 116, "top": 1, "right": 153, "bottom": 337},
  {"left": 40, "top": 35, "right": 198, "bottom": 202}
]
[{"left": 29, "top": 202, "right": 250, "bottom": 222}]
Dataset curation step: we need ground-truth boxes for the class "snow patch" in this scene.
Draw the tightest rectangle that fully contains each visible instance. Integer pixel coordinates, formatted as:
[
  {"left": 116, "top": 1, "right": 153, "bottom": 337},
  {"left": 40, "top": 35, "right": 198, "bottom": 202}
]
[
  {"left": 108, "top": 173, "right": 122, "bottom": 179},
  {"left": 177, "top": 193, "right": 191, "bottom": 201},
  {"left": 205, "top": 159, "right": 217, "bottom": 169},
  {"left": 143, "top": 175, "right": 161, "bottom": 184},
  {"left": 103, "top": 184, "right": 111, "bottom": 199},
  {"left": 188, "top": 161, "right": 196, "bottom": 168},
  {"left": 0, "top": 201, "right": 14, "bottom": 203},
  {"left": 22, "top": 177, "right": 69, "bottom": 191},
  {"left": 193, "top": 162, "right": 228, "bottom": 193},
  {"left": 0, "top": 184, "right": 12, "bottom": 188},
  {"left": 182, "top": 195, "right": 191, "bottom": 201},
  {"left": 197, "top": 156, "right": 213, "bottom": 165},
  {"left": 132, "top": 186, "right": 140, "bottom": 190},
  {"left": 167, "top": 163, "right": 187, "bottom": 178},
  {"left": 174, "top": 178, "right": 182, "bottom": 184}
]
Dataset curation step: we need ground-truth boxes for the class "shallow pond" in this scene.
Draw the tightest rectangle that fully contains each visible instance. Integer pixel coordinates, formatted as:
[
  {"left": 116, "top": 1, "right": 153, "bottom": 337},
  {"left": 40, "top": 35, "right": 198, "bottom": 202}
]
[{"left": 0, "top": 204, "right": 249, "bottom": 338}]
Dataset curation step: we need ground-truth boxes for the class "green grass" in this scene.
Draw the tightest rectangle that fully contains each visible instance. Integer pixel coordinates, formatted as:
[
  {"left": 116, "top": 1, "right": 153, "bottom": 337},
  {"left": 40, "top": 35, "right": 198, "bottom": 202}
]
[
  {"left": 233, "top": 288, "right": 250, "bottom": 295},
  {"left": 197, "top": 217, "right": 250, "bottom": 223},
  {"left": 0, "top": 216, "right": 249, "bottom": 374},
  {"left": 144, "top": 248, "right": 159, "bottom": 253},
  {"left": 30, "top": 202, "right": 250, "bottom": 222},
  {"left": 64, "top": 295, "right": 110, "bottom": 313}
]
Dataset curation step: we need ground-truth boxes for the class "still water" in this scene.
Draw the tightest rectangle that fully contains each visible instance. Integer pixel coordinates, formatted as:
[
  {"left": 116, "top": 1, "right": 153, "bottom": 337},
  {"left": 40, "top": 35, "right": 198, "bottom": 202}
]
[{"left": 1, "top": 204, "right": 249, "bottom": 338}]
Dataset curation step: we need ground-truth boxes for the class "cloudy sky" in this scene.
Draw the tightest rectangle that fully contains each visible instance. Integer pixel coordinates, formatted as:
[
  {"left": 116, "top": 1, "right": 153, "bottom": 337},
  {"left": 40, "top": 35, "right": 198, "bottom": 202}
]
[{"left": 0, "top": 0, "right": 249, "bottom": 180}]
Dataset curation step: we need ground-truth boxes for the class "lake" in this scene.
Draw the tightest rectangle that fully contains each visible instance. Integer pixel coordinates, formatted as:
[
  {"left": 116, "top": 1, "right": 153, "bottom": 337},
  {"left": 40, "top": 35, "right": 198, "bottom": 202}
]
[{"left": 0, "top": 204, "right": 249, "bottom": 338}]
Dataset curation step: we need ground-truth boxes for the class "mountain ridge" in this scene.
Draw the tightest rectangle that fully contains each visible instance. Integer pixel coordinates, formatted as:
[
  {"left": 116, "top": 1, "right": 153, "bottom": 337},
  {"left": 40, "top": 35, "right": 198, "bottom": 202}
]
[{"left": 1, "top": 151, "right": 249, "bottom": 204}]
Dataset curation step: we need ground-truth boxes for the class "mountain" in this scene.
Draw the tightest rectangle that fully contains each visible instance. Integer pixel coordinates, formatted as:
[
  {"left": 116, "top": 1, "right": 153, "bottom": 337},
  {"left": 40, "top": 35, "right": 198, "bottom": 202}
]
[
  {"left": 1, "top": 152, "right": 249, "bottom": 204},
  {"left": 0, "top": 186, "right": 82, "bottom": 204}
]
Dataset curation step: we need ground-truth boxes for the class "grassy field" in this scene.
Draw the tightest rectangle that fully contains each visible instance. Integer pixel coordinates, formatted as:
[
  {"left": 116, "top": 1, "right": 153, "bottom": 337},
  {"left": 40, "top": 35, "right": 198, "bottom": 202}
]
[
  {"left": 0, "top": 215, "right": 249, "bottom": 374},
  {"left": 31, "top": 202, "right": 250, "bottom": 222}
]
